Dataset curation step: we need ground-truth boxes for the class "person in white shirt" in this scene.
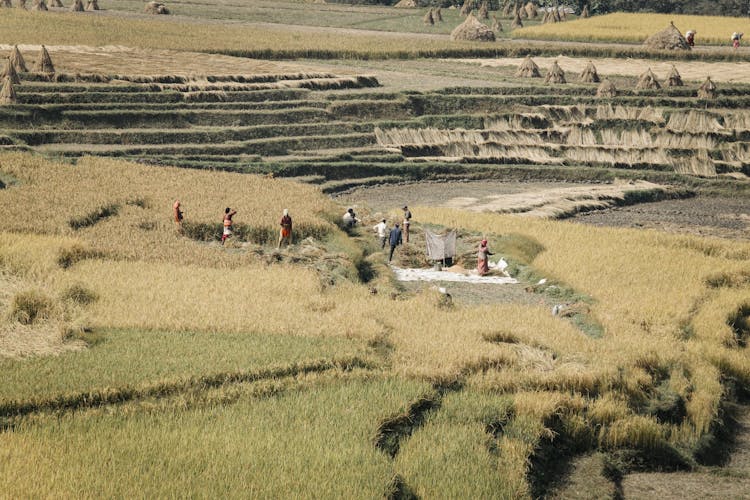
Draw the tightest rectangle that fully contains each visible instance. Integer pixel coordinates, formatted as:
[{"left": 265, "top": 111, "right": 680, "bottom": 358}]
[{"left": 373, "top": 218, "right": 388, "bottom": 249}]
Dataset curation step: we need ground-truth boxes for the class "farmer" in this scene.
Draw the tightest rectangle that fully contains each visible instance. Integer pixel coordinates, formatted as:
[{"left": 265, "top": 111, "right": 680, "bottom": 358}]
[
  {"left": 732, "top": 32, "right": 743, "bottom": 49},
  {"left": 221, "top": 207, "right": 237, "bottom": 245},
  {"left": 343, "top": 208, "right": 359, "bottom": 228},
  {"left": 388, "top": 223, "right": 402, "bottom": 263},
  {"left": 373, "top": 218, "right": 388, "bottom": 249},
  {"left": 278, "top": 208, "right": 292, "bottom": 248},
  {"left": 402, "top": 205, "right": 412, "bottom": 243},
  {"left": 477, "top": 239, "right": 494, "bottom": 276},
  {"left": 685, "top": 30, "right": 695, "bottom": 47},
  {"left": 173, "top": 200, "right": 183, "bottom": 233}
]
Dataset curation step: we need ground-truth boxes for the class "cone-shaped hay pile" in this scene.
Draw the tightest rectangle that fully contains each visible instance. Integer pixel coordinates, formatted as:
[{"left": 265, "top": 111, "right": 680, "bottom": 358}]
[
  {"left": 70, "top": 0, "right": 83, "bottom": 11},
  {"left": 423, "top": 9, "right": 434, "bottom": 25},
  {"left": 698, "top": 77, "right": 716, "bottom": 99},
  {"left": 9, "top": 45, "right": 27, "bottom": 72},
  {"left": 17, "top": 0, "right": 27, "bottom": 8},
  {"left": 525, "top": 1, "right": 537, "bottom": 18},
  {"left": 492, "top": 14, "right": 503, "bottom": 32},
  {"left": 32, "top": 0, "right": 47, "bottom": 10},
  {"left": 50, "top": 0, "right": 63, "bottom": 6},
  {"left": 144, "top": 1, "right": 169, "bottom": 14},
  {"left": 434, "top": 7, "right": 443, "bottom": 22},
  {"left": 666, "top": 65, "right": 683, "bottom": 87},
  {"left": 518, "top": 3, "right": 527, "bottom": 18},
  {"left": 86, "top": 0, "right": 98, "bottom": 10},
  {"left": 478, "top": 1, "right": 488, "bottom": 19},
  {"left": 644, "top": 22, "right": 691, "bottom": 50},
  {"left": 636, "top": 68, "right": 661, "bottom": 90},
  {"left": 460, "top": 0, "right": 473, "bottom": 16},
  {"left": 581, "top": 4, "right": 589, "bottom": 18},
  {"left": 545, "top": 60, "right": 566, "bottom": 84},
  {"left": 516, "top": 56, "right": 541, "bottom": 78},
  {"left": 579, "top": 61, "right": 600, "bottom": 83},
  {"left": 1, "top": 60, "right": 21, "bottom": 85},
  {"left": 0, "top": 78, "right": 17, "bottom": 105},
  {"left": 1, "top": 0, "right": 12, "bottom": 7},
  {"left": 451, "top": 13, "right": 496, "bottom": 41},
  {"left": 35, "top": 45, "right": 55, "bottom": 74},
  {"left": 502, "top": 1, "right": 512, "bottom": 16},
  {"left": 596, "top": 79, "right": 616, "bottom": 98},
  {"left": 511, "top": 10, "right": 523, "bottom": 28}
]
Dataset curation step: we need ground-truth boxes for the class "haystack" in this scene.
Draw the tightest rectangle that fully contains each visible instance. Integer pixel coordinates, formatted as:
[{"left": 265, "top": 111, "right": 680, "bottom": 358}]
[
  {"left": 579, "top": 61, "right": 599, "bottom": 83},
  {"left": 636, "top": 68, "right": 661, "bottom": 90},
  {"left": 451, "top": 13, "right": 495, "bottom": 41},
  {"left": 69, "top": 0, "right": 82, "bottom": 11},
  {"left": 581, "top": 4, "right": 589, "bottom": 18},
  {"left": 518, "top": 2, "right": 527, "bottom": 18},
  {"left": 502, "top": 1, "right": 512, "bottom": 16},
  {"left": 144, "top": 1, "right": 169, "bottom": 14},
  {"left": 393, "top": 0, "right": 417, "bottom": 7},
  {"left": 510, "top": 10, "right": 522, "bottom": 28},
  {"left": 434, "top": 7, "right": 443, "bottom": 22},
  {"left": 478, "top": 1, "right": 488, "bottom": 20},
  {"left": 515, "top": 55, "right": 541, "bottom": 78},
  {"left": 460, "top": 0, "right": 473, "bottom": 16},
  {"left": 9, "top": 45, "right": 27, "bottom": 72},
  {"left": 545, "top": 60, "right": 566, "bottom": 84},
  {"left": 554, "top": 6, "right": 561, "bottom": 21},
  {"left": 1, "top": 60, "right": 21, "bottom": 85},
  {"left": 596, "top": 79, "right": 616, "bottom": 98},
  {"left": 35, "top": 45, "right": 55, "bottom": 74},
  {"left": 665, "top": 65, "right": 683, "bottom": 86},
  {"left": 0, "top": 78, "right": 17, "bottom": 105},
  {"left": 423, "top": 9, "right": 434, "bottom": 25},
  {"left": 31, "top": 0, "right": 47, "bottom": 10},
  {"left": 492, "top": 14, "right": 503, "bottom": 32},
  {"left": 698, "top": 76, "right": 716, "bottom": 99},
  {"left": 525, "top": 1, "right": 537, "bottom": 18},
  {"left": 644, "top": 22, "right": 691, "bottom": 50},
  {"left": 0, "top": 0, "right": 12, "bottom": 7},
  {"left": 50, "top": 0, "right": 63, "bottom": 6},
  {"left": 17, "top": 0, "right": 26, "bottom": 8},
  {"left": 85, "top": 0, "right": 98, "bottom": 10}
]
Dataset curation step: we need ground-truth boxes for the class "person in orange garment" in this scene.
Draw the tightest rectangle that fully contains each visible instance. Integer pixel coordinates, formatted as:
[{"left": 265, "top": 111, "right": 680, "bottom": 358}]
[
  {"left": 222, "top": 207, "right": 237, "bottom": 245},
  {"left": 278, "top": 208, "right": 292, "bottom": 248},
  {"left": 173, "top": 200, "right": 183, "bottom": 233}
]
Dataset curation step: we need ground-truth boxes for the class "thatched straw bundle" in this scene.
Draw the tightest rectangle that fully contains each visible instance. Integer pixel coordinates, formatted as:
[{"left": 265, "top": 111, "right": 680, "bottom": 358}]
[
  {"left": 50, "top": 0, "right": 63, "bottom": 6},
  {"left": 581, "top": 4, "right": 589, "bottom": 18},
  {"left": 85, "top": 0, "right": 98, "bottom": 10},
  {"left": 393, "top": 0, "right": 417, "bottom": 7},
  {"left": 636, "top": 68, "right": 661, "bottom": 90},
  {"left": 0, "top": 78, "right": 17, "bottom": 105},
  {"left": 478, "top": 1, "right": 488, "bottom": 20},
  {"left": 423, "top": 9, "right": 434, "bottom": 25},
  {"left": 596, "top": 79, "right": 616, "bottom": 98},
  {"left": 31, "top": 0, "right": 47, "bottom": 10},
  {"left": 516, "top": 56, "right": 541, "bottom": 78},
  {"left": 0, "top": 0, "right": 12, "bottom": 7},
  {"left": 69, "top": 0, "right": 83, "bottom": 11},
  {"left": 434, "top": 7, "right": 443, "bottom": 22},
  {"left": 545, "top": 60, "right": 566, "bottom": 84},
  {"left": 451, "top": 13, "right": 496, "bottom": 41},
  {"left": 665, "top": 65, "right": 683, "bottom": 87},
  {"left": 144, "top": 1, "right": 169, "bottom": 14},
  {"left": 698, "top": 76, "right": 716, "bottom": 99},
  {"left": 460, "top": 0, "right": 473, "bottom": 16},
  {"left": 17, "top": 0, "right": 26, "bottom": 8},
  {"left": 9, "top": 46, "right": 27, "bottom": 72},
  {"left": 525, "top": 1, "right": 537, "bottom": 18},
  {"left": 1, "top": 60, "right": 21, "bottom": 85},
  {"left": 510, "top": 10, "right": 523, "bottom": 28},
  {"left": 502, "top": 1, "right": 512, "bottom": 16},
  {"left": 644, "top": 22, "right": 691, "bottom": 50},
  {"left": 579, "top": 61, "right": 599, "bottom": 83},
  {"left": 492, "top": 14, "right": 503, "bottom": 32},
  {"left": 35, "top": 45, "right": 55, "bottom": 74},
  {"left": 518, "top": 2, "right": 527, "bottom": 18}
]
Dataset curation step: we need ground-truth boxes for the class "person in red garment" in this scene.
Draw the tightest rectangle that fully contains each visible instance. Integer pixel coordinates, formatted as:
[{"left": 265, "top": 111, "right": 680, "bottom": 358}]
[
  {"left": 477, "top": 239, "right": 493, "bottom": 276},
  {"left": 278, "top": 209, "right": 292, "bottom": 249},
  {"left": 222, "top": 207, "right": 237, "bottom": 245}
]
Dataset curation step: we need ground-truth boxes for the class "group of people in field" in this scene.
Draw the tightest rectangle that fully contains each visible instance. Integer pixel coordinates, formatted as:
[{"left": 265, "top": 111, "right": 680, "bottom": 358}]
[
  {"left": 683, "top": 29, "right": 744, "bottom": 49},
  {"left": 366, "top": 206, "right": 411, "bottom": 262},
  {"left": 172, "top": 201, "right": 293, "bottom": 249}
]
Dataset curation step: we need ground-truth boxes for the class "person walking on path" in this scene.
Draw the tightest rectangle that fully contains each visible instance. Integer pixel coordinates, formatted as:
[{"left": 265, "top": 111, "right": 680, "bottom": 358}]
[
  {"left": 278, "top": 208, "right": 293, "bottom": 248},
  {"left": 221, "top": 207, "right": 237, "bottom": 245},
  {"left": 373, "top": 218, "right": 388, "bottom": 249},
  {"left": 388, "top": 223, "right": 402, "bottom": 262},
  {"left": 477, "top": 239, "right": 493, "bottom": 276},
  {"left": 173, "top": 200, "right": 183, "bottom": 233},
  {"left": 402, "top": 205, "right": 412, "bottom": 243}
]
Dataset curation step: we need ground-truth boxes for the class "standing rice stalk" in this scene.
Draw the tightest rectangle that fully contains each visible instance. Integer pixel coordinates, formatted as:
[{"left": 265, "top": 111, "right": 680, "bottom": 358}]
[{"left": 423, "top": 9, "right": 434, "bottom": 26}]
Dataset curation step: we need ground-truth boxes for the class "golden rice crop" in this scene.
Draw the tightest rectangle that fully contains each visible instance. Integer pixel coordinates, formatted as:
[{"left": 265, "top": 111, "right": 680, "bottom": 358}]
[{"left": 514, "top": 12, "right": 750, "bottom": 46}]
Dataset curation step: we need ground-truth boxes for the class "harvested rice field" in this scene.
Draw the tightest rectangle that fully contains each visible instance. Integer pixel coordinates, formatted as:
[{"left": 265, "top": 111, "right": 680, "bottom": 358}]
[{"left": 2, "top": 2, "right": 750, "bottom": 499}]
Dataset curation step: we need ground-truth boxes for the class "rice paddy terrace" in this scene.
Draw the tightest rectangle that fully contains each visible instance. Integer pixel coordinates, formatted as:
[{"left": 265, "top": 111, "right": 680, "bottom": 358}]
[{"left": 4, "top": 55, "right": 750, "bottom": 194}]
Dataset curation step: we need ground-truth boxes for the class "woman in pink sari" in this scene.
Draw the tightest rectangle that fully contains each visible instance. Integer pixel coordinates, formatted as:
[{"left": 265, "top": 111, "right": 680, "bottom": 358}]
[{"left": 477, "top": 239, "right": 493, "bottom": 276}]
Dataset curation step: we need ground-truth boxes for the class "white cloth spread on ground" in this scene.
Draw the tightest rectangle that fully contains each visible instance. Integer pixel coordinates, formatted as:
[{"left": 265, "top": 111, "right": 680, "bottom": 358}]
[{"left": 392, "top": 266, "right": 518, "bottom": 284}]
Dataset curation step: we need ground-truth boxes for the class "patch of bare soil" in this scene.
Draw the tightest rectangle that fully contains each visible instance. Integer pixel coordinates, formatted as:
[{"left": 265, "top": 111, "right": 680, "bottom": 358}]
[{"left": 548, "top": 453, "right": 618, "bottom": 500}]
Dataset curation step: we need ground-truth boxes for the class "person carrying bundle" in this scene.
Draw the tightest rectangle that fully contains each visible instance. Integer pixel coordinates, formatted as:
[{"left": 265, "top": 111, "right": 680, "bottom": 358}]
[
  {"left": 278, "top": 208, "right": 293, "bottom": 248},
  {"left": 221, "top": 207, "right": 237, "bottom": 244},
  {"left": 685, "top": 30, "right": 695, "bottom": 47}
]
